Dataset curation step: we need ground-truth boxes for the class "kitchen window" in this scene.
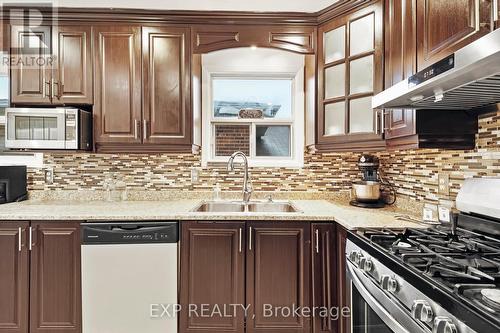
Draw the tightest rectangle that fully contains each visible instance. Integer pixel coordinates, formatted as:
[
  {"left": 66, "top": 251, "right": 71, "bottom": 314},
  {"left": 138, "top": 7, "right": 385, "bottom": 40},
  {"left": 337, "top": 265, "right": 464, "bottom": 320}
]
[{"left": 201, "top": 48, "right": 305, "bottom": 168}]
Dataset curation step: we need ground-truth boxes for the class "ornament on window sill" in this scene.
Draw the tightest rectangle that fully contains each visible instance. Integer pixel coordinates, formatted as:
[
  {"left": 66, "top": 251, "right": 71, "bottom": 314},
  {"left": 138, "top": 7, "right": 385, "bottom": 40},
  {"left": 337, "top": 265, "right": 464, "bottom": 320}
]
[{"left": 239, "top": 109, "right": 264, "bottom": 119}]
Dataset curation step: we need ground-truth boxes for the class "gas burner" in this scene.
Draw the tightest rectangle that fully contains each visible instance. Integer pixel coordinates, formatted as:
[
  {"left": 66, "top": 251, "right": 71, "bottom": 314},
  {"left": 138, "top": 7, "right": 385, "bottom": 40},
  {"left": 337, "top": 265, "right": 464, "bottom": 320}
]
[{"left": 481, "top": 289, "right": 500, "bottom": 309}]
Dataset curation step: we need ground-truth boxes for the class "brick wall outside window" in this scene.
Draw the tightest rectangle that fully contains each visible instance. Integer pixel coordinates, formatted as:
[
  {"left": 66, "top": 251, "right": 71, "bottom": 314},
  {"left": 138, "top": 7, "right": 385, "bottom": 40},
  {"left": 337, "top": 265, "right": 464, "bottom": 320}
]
[{"left": 215, "top": 124, "right": 250, "bottom": 156}]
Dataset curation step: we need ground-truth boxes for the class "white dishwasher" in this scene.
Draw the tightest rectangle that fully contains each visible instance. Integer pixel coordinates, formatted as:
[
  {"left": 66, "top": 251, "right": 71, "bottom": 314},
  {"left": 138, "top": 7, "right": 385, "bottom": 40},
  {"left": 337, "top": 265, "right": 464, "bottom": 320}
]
[{"left": 81, "top": 222, "right": 178, "bottom": 333}]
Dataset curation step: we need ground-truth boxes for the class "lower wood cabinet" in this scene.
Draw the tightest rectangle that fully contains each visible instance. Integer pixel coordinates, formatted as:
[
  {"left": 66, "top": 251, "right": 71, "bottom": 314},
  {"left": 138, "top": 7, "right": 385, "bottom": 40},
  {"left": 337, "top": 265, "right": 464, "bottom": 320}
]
[
  {"left": 311, "top": 224, "right": 337, "bottom": 333},
  {"left": 0, "top": 222, "right": 81, "bottom": 333},
  {"left": 180, "top": 221, "right": 314, "bottom": 333},
  {"left": 180, "top": 221, "right": 246, "bottom": 333}
]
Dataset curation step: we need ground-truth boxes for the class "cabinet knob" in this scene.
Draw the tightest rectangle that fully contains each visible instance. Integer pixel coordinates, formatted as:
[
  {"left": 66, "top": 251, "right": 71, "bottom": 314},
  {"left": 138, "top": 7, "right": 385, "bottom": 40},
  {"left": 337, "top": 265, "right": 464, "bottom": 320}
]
[
  {"left": 433, "top": 317, "right": 457, "bottom": 333},
  {"left": 411, "top": 300, "right": 434, "bottom": 323}
]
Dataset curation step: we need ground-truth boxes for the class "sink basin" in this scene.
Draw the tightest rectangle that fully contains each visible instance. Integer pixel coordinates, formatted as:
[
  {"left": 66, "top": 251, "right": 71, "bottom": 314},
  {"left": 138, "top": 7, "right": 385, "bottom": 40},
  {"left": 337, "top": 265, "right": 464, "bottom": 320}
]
[{"left": 192, "top": 201, "right": 300, "bottom": 213}]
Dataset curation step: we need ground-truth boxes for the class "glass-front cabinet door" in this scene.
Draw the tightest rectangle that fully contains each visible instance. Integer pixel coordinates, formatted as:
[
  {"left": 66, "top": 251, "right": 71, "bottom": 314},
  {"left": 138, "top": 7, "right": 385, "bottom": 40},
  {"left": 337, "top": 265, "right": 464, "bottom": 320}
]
[{"left": 317, "top": 1, "right": 385, "bottom": 151}]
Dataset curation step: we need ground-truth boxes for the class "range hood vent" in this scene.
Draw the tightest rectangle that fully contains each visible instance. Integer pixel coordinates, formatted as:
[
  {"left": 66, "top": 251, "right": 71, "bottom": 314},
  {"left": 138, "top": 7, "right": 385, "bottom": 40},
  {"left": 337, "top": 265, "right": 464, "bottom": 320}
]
[{"left": 373, "top": 28, "right": 500, "bottom": 111}]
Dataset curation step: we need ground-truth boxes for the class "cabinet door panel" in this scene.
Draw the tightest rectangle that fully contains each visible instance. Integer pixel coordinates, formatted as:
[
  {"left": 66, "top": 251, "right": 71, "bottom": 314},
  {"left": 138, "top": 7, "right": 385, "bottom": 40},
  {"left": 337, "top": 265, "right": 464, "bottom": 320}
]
[
  {"left": 53, "top": 25, "right": 92, "bottom": 104},
  {"left": 246, "top": 222, "right": 311, "bottom": 333},
  {"left": 180, "top": 221, "right": 245, "bottom": 333},
  {"left": 10, "top": 26, "right": 51, "bottom": 104},
  {"left": 417, "top": 0, "right": 491, "bottom": 71},
  {"left": 30, "top": 222, "right": 81, "bottom": 333},
  {"left": 143, "top": 27, "right": 191, "bottom": 147},
  {"left": 94, "top": 26, "right": 142, "bottom": 145},
  {"left": 312, "top": 224, "right": 337, "bottom": 333},
  {"left": 0, "top": 223, "right": 29, "bottom": 333}
]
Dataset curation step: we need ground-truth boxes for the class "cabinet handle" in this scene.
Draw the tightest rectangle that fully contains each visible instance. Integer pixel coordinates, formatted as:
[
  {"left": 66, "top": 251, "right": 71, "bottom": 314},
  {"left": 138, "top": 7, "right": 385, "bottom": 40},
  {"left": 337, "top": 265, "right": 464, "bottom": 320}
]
[
  {"left": 494, "top": 0, "right": 499, "bottom": 22},
  {"left": 51, "top": 78, "right": 56, "bottom": 100},
  {"left": 18, "top": 227, "right": 22, "bottom": 252},
  {"left": 239, "top": 228, "right": 242, "bottom": 253},
  {"left": 134, "top": 120, "right": 139, "bottom": 140},
  {"left": 53, "top": 80, "right": 62, "bottom": 99},
  {"left": 383, "top": 111, "right": 390, "bottom": 131},
  {"left": 249, "top": 227, "right": 252, "bottom": 251},
  {"left": 28, "top": 226, "right": 33, "bottom": 251},
  {"left": 375, "top": 110, "right": 380, "bottom": 134},
  {"left": 45, "top": 81, "right": 52, "bottom": 101},
  {"left": 143, "top": 120, "right": 148, "bottom": 139},
  {"left": 315, "top": 229, "right": 319, "bottom": 254}
]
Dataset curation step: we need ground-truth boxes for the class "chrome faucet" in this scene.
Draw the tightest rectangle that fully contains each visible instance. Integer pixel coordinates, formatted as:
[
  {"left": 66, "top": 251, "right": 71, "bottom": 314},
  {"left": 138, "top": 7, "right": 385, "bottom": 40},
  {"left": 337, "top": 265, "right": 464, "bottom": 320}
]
[{"left": 227, "top": 151, "right": 253, "bottom": 203}]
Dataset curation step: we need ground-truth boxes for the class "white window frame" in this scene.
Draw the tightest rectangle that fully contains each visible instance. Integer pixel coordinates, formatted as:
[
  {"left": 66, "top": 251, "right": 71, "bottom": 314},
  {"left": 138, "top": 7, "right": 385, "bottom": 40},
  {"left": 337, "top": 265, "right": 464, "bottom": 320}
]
[{"left": 202, "top": 66, "right": 305, "bottom": 168}]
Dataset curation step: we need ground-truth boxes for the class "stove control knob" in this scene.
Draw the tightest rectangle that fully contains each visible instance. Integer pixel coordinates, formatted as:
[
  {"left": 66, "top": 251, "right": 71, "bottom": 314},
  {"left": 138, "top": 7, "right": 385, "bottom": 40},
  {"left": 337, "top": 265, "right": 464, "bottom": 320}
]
[
  {"left": 360, "top": 258, "right": 374, "bottom": 272},
  {"left": 433, "top": 317, "right": 457, "bottom": 333},
  {"left": 411, "top": 300, "right": 434, "bottom": 323},
  {"left": 380, "top": 275, "right": 398, "bottom": 293},
  {"left": 349, "top": 251, "right": 363, "bottom": 265}
]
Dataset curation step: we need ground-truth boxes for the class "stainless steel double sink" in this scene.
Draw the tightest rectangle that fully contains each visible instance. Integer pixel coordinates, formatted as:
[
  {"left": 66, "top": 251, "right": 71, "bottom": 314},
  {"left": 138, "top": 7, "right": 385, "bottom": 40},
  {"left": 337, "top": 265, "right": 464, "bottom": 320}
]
[{"left": 192, "top": 201, "right": 301, "bottom": 213}]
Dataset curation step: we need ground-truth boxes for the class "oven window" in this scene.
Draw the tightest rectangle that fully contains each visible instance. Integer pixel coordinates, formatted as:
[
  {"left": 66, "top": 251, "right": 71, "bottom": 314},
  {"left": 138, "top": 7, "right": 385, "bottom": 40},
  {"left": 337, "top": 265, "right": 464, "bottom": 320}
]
[{"left": 352, "top": 287, "right": 393, "bottom": 333}]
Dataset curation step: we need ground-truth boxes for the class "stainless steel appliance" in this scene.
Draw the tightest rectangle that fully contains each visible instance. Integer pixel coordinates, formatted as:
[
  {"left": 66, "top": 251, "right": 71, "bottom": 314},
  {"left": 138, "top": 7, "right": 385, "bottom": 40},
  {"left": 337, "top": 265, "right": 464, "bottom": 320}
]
[
  {"left": 5, "top": 107, "right": 92, "bottom": 150},
  {"left": 0, "top": 165, "right": 27, "bottom": 204},
  {"left": 81, "top": 222, "right": 179, "bottom": 333},
  {"left": 345, "top": 178, "right": 500, "bottom": 333},
  {"left": 373, "top": 28, "right": 500, "bottom": 111},
  {"left": 350, "top": 155, "right": 396, "bottom": 209}
]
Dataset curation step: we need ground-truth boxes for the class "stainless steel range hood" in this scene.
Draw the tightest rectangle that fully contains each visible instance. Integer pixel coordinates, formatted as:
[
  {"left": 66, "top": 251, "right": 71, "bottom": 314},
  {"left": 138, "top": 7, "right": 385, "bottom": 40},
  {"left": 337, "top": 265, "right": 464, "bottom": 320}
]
[{"left": 373, "top": 28, "right": 500, "bottom": 111}]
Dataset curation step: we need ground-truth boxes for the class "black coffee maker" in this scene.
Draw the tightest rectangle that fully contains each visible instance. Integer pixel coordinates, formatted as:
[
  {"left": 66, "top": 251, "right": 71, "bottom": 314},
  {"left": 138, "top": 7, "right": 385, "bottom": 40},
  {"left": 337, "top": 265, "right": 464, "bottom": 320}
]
[{"left": 350, "top": 155, "right": 396, "bottom": 208}]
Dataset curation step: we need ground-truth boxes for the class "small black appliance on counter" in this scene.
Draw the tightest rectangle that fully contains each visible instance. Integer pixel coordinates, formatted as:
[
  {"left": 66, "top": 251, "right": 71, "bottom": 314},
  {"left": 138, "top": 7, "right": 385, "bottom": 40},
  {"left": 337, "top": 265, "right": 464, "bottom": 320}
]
[{"left": 0, "top": 165, "right": 28, "bottom": 204}]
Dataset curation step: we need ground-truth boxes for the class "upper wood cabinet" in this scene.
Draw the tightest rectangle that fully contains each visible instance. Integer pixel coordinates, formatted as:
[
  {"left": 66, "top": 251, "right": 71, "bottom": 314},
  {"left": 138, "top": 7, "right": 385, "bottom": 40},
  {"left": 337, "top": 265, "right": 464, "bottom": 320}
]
[
  {"left": 10, "top": 25, "right": 92, "bottom": 105},
  {"left": 94, "top": 25, "right": 192, "bottom": 153},
  {"left": 52, "top": 25, "right": 93, "bottom": 104},
  {"left": 142, "top": 27, "right": 192, "bottom": 149},
  {"left": 416, "top": 0, "right": 492, "bottom": 71},
  {"left": 93, "top": 25, "right": 143, "bottom": 148},
  {"left": 0, "top": 222, "right": 29, "bottom": 333},
  {"left": 10, "top": 25, "right": 52, "bottom": 104},
  {"left": 317, "top": 1, "right": 385, "bottom": 152},
  {"left": 246, "top": 222, "right": 311, "bottom": 333}
]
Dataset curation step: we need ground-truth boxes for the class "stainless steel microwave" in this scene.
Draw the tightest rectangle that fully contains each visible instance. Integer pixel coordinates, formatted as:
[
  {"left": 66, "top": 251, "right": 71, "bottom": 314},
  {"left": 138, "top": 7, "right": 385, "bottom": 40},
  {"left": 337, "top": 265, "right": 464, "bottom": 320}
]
[{"left": 5, "top": 108, "right": 92, "bottom": 150}]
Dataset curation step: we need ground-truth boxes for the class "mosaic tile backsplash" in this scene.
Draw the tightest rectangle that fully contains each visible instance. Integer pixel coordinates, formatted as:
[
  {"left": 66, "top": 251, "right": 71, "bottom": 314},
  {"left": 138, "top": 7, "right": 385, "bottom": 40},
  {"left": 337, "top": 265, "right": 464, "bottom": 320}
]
[{"left": 28, "top": 111, "right": 500, "bottom": 204}]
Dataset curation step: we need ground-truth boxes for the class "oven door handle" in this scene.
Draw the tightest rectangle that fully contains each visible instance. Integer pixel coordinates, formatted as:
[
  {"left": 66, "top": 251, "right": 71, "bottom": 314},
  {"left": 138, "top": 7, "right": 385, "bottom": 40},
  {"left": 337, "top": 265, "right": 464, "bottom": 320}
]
[{"left": 347, "top": 262, "right": 426, "bottom": 333}]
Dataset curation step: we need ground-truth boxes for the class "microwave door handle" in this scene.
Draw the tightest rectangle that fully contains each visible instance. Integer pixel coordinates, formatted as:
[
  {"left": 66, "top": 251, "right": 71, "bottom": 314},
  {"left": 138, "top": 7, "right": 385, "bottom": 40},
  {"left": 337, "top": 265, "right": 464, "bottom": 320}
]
[{"left": 347, "top": 262, "right": 417, "bottom": 333}]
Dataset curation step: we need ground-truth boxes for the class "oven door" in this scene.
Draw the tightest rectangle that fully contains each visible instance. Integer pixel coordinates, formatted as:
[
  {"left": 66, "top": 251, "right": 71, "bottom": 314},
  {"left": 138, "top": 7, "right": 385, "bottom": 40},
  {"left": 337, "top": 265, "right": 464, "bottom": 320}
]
[
  {"left": 346, "top": 261, "right": 427, "bottom": 333},
  {"left": 5, "top": 108, "right": 67, "bottom": 149}
]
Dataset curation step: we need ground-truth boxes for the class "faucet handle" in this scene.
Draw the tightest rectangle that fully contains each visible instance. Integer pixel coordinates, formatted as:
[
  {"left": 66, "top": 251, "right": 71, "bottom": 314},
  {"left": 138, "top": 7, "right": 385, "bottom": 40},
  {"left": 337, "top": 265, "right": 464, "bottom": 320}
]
[{"left": 266, "top": 194, "right": 273, "bottom": 202}]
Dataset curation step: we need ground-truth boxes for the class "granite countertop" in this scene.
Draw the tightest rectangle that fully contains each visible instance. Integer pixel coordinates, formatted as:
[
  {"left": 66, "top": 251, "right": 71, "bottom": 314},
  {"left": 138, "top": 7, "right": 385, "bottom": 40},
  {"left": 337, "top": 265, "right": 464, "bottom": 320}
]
[{"left": 0, "top": 199, "right": 425, "bottom": 230}]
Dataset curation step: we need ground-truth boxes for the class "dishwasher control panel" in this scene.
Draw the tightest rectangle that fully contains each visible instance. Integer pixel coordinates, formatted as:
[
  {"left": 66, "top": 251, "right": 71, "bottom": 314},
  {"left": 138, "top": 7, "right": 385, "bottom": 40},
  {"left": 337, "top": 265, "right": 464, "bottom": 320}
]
[{"left": 81, "top": 222, "right": 179, "bottom": 244}]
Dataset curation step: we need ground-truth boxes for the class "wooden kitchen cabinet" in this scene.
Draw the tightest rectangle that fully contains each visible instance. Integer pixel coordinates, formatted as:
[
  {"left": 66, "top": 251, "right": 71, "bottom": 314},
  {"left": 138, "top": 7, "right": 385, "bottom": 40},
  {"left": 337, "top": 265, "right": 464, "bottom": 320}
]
[
  {"left": 416, "top": 0, "right": 493, "bottom": 71},
  {"left": 311, "top": 224, "right": 337, "bottom": 333},
  {"left": 142, "top": 27, "right": 192, "bottom": 150},
  {"left": 0, "top": 222, "right": 80, "bottom": 333},
  {"left": 0, "top": 222, "right": 29, "bottom": 333},
  {"left": 10, "top": 25, "right": 92, "bottom": 105},
  {"left": 336, "top": 227, "right": 348, "bottom": 333},
  {"left": 246, "top": 222, "right": 311, "bottom": 333},
  {"left": 52, "top": 25, "right": 93, "bottom": 104},
  {"left": 93, "top": 25, "right": 143, "bottom": 148},
  {"left": 29, "top": 222, "right": 81, "bottom": 333},
  {"left": 317, "top": 1, "right": 385, "bottom": 152},
  {"left": 384, "top": 0, "right": 479, "bottom": 150},
  {"left": 180, "top": 221, "right": 246, "bottom": 333},
  {"left": 95, "top": 25, "right": 192, "bottom": 153},
  {"left": 10, "top": 25, "right": 52, "bottom": 104}
]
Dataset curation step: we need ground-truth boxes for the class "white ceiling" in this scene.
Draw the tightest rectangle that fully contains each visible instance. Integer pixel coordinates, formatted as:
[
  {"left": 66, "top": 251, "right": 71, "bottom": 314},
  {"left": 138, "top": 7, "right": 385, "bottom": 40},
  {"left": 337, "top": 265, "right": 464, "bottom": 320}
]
[{"left": 44, "top": 0, "right": 341, "bottom": 13}]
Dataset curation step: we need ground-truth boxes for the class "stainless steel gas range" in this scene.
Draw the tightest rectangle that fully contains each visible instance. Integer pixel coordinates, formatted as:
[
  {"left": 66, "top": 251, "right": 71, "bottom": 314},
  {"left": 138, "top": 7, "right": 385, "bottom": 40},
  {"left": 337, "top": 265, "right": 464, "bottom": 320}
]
[{"left": 345, "top": 178, "right": 500, "bottom": 333}]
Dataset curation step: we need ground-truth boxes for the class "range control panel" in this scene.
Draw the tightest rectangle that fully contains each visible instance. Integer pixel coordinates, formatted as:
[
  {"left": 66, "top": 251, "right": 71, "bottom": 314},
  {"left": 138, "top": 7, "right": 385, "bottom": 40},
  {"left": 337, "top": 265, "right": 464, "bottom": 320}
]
[
  {"left": 81, "top": 222, "right": 179, "bottom": 244},
  {"left": 408, "top": 54, "right": 455, "bottom": 87}
]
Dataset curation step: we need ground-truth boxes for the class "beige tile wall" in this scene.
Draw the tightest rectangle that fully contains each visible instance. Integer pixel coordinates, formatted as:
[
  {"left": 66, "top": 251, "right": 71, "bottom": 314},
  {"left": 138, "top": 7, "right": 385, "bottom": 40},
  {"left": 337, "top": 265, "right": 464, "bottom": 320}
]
[{"left": 28, "top": 111, "right": 500, "bottom": 204}]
